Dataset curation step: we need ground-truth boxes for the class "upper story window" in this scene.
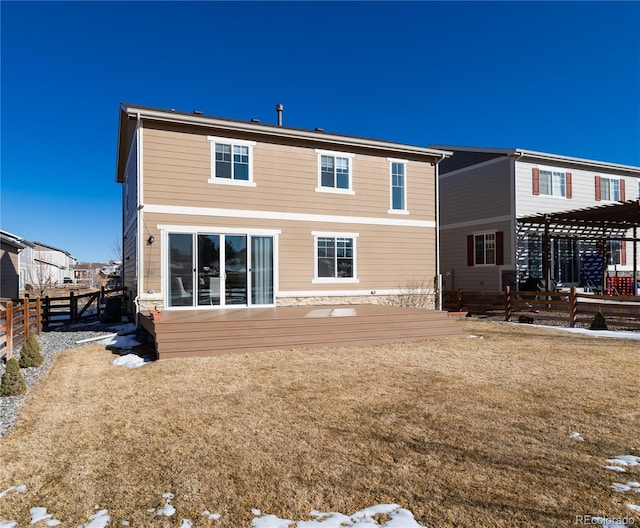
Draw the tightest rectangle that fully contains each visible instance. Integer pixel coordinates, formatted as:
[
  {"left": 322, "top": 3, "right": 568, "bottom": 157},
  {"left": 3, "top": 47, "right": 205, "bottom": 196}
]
[
  {"left": 207, "top": 136, "right": 256, "bottom": 186},
  {"left": 532, "top": 168, "right": 572, "bottom": 198},
  {"left": 315, "top": 149, "right": 355, "bottom": 194},
  {"left": 598, "top": 176, "right": 620, "bottom": 201},
  {"left": 388, "top": 158, "right": 408, "bottom": 213}
]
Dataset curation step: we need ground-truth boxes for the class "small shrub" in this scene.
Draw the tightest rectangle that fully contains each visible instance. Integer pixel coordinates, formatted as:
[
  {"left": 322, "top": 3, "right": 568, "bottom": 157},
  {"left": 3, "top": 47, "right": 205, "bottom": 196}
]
[
  {"left": 590, "top": 310, "right": 608, "bottom": 331},
  {"left": 19, "top": 333, "right": 44, "bottom": 368},
  {"left": 0, "top": 358, "right": 27, "bottom": 396}
]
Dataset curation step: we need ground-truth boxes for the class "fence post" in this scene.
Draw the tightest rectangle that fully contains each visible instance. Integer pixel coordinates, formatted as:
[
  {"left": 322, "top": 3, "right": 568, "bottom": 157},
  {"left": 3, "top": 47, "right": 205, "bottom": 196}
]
[
  {"left": 569, "top": 287, "right": 577, "bottom": 328},
  {"left": 23, "top": 297, "right": 29, "bottom": 339},
  {"left": 70, "top": 291, "right": 76, "bottom": 322},
  {"left": 6, "top": 301, "right": 14, "bottom": 359},
  {"left": 504, "top": 286, "right": 512, "bottom": 321},
  {"left": 43, "top": 296, "right": 49, "bottom": 331},
  {"left": 456, "top": 288, "right": 463, "bottom": 312}
]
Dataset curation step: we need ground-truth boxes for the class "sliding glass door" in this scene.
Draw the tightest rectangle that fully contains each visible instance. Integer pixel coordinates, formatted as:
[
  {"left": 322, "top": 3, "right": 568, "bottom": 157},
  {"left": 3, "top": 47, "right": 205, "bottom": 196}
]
[{"left": 167, "top": 232, "right": 273, "bottom": 308}]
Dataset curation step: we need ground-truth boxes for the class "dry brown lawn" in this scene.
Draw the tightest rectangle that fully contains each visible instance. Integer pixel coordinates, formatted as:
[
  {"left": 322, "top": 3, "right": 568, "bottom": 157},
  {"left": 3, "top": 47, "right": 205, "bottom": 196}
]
[{"left": 1, "top": 319, "right": 639, "bottom": 527}]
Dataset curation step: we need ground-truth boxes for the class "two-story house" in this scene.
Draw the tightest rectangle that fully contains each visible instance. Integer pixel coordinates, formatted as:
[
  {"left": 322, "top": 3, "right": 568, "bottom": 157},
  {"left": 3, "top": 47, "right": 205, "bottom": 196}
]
[
  {"left": 433, "top": 146, "right": 640, "bottom": 292},
  {"left": 116, "top": 103, "right": 451, "bottom": 317}
]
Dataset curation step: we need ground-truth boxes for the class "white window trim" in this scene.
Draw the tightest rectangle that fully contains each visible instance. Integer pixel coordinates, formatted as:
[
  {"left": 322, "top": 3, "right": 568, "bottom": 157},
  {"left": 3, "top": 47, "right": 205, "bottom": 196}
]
[
  {"left": 312, "top": 231, "right": 359, "bottom": 283},
  {"left": 207, "top": 136, "right": 257, "bottom": 186},
  {"left": 315, "top": 149, "right": 355, "bottom": 195},
  {"left": 387, "top": 157, "right": 409, "bottom": 214},
  {"left": 473, "top": 231, "right": 496, "bottom": 267},
  {"left": 538, "top": 167, "right": 567, "bottom": 198},
  {"left": 600, "top": 176, "right": 621, "bottom": 202}
]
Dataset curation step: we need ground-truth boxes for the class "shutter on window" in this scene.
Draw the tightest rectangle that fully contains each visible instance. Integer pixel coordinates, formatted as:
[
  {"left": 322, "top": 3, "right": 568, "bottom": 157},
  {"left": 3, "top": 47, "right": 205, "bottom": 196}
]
[
  {"left": 621, "top": 240, "right": 627, "bottom": 266},
  {"left": 620, "top": 179, "right": 626, "bottom": 201},
  {"left": 496, "top": 231, "right": 504, "bottom": 266},
  {"left": 532, "top": 168, "right": 540, "bottom": 195},
  {"left": 566, "top": 172, "right": 572, "bottom": 199},
  {"left": 467, "top": 235, "right": 474, "bottom": 267},
  {"left": 595, "top": 175, "right": 601, "bottom": 201}
]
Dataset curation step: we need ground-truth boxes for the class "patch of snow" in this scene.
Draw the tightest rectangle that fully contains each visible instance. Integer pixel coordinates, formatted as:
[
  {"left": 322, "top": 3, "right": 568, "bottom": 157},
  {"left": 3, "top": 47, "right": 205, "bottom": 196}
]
[
  {"left": 0, "top": 522, "right": 17, "bottom": 528},
  {"left": 252, "top": 509, "right": 262, "bottom": 516},
  {"left": 528, "top": 324, "right": 640, "bottom": 341},
  {"left": 330, "top": 308, "right": 356, "bottom": 317},
  {"left": 80, "top": 509, "right": 110, "bottom": 528},
  {"left": 610, "top": 482, "right": 640, "bottom": 493},
  {"left": 111, "top": 354, "right": 146, "bottom": 368},
  {"left": 604, "top": 466, "right": 627, "bottom": 473},
  {"left": 570, "top": 432, "right": 584, "bottom": 441},
  {"left": 0, "top": 485, "right": 27, "bottom": 500},
  {"left": 202, "top": 510, "right": 222, "bottom": 520},
  {"left": 179, "top": 520, "right": 193, "bottom": 528},
  {"left": 628, "top": 504, "right": 640, "bottom": 512},
  {"left": 607, "top": 455, "right": 640, "bottom": 467},
  {"left": 100, "top": 334, "right": 142, "bottom": 349},
  {"left": 251, "top": 505, "right": 427, "bottom": 528},
  {"left": 29, "top": 506, "right": 61, "bottom": 525},
  {"left": 151, "top": 494, "right": 176, "bottom": 517}
]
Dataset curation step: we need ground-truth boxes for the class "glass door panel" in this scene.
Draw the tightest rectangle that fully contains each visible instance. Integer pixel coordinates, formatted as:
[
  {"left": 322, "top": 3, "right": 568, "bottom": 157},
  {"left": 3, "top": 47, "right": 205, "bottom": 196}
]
[
  {"left": 225, "top": 235, "right": 247, "bottom": 305},
  {"left": 168, "top": 233, "right": 194, "bottom": 307},
  {"left": 251, "top": 236, "right": 273, "bottom": 305},
  {"left": 197, "top": 234, "right": 221, "bottom": 306}
]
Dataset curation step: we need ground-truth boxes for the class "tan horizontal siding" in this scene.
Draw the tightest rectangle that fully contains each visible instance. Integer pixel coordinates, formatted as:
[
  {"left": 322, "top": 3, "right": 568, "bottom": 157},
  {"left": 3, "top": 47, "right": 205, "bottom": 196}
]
[
  {"left": 142, "top": 127, "right": 436, "bottom": 221},
  {"left": 139, "top": 211, "right": 435, "bottom": 297}
]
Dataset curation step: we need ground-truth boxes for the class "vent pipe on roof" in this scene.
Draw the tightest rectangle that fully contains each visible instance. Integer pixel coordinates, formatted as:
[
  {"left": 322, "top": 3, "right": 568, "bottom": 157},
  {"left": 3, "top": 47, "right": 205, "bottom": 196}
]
[{"left": 276, "top": 104, "right": 283, "bottom": 127}]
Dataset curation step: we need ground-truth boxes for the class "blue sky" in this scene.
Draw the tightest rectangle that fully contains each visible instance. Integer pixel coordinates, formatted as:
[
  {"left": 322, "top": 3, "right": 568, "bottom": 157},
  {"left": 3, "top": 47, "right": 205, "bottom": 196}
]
[{"left": 2, "top": 1, "right": 639, "bottom": 263}]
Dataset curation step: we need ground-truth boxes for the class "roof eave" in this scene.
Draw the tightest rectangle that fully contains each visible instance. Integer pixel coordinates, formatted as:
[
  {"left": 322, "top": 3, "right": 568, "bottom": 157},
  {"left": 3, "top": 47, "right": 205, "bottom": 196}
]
[{"left": 120, "top": 103, "right": 452, "bottom": 161}]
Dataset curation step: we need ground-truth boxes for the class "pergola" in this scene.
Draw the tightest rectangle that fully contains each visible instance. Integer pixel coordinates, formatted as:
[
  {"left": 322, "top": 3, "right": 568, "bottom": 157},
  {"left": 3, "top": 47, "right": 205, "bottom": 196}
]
[{"left": 517, "top": 200, "right": 640, "bottom": 294}]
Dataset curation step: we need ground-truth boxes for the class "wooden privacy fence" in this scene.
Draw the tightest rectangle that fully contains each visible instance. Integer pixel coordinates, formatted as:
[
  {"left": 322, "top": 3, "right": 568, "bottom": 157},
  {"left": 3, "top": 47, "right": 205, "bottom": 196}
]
[
  {"left": 0, "top": 287, "right": 125, "bottom": 358},
  {"left": 443, "top": 287, "right": 640, "bottom": 329},
  {"left": 0, "top": 297, "right": 41, "bottom": 359}
]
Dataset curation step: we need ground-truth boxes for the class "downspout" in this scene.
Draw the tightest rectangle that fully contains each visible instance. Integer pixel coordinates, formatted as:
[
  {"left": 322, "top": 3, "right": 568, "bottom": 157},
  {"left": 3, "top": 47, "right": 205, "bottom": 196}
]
[
  {"left": 434, "top": 152, "right": 447, "bottom": 310},
  {"left": 134, "top": 111, "right": 142, "bottom": 328},
  {"left": 511, "top": 152, "right": 524, "bottom": 290}
]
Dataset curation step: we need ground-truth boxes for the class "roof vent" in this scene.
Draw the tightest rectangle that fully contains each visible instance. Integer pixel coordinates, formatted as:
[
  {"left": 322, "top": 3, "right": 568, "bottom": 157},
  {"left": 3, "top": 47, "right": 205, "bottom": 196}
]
[
  {"left": 276, "top": 104, "right": 283, "bottom": 127},
  {"left": 193, "top": 110, "right": 203, "bottom": 115},
  {"left": 315, "top": 127, "right": 324, "bottom": 132},
  {"left": 251, "top": 118, "right": 260, "bottom": 123}
]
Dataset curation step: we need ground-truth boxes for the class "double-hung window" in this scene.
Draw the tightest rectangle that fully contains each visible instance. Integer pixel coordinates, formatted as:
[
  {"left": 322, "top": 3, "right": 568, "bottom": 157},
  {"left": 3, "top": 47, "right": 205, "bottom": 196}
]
[
  {"left": 474, "top": 233, "right": 495, "bottom": 265},
  {"left": 388, "top": 158, "right": 408, "bottom": 213},
  {"left": 533, "top": 168, "right": 572, "bottom": 198},
  {"left": 539, "top": 170, "right": 566, "bottom": 197},
  {"left": 313, "top": 232, "right": 358, "bottom": 282},
  {"left": 208, "top": 136, "right": 256, "bottom": 186},
  {"left": 600, "top": 177, "right": 620, "bottom": 201},
  {"left": 315, "top": 149, "right": 355, "bottom": 194}
]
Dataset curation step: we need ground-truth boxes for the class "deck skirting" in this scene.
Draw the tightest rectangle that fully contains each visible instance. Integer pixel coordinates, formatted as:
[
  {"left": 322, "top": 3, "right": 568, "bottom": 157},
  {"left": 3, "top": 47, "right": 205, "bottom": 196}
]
[{"left": 140, "top": 305, "right": 466, "bottom": 359}]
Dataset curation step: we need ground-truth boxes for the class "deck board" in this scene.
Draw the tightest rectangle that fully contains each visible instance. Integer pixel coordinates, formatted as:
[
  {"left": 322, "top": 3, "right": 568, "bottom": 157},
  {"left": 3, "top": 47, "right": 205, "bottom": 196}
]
[{"left": 140, "top": 305, "right": 467, "bottom": 359}]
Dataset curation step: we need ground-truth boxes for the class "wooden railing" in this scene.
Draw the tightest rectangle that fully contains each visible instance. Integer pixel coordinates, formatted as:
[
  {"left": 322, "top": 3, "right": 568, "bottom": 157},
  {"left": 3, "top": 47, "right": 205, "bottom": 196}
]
[
  {"left": 0, "top": 297, "right": 42, "bottom": 359},
  {"left": 0, "top": 287, "right": 125, "bottom": 358},
  {"left": 443, "top": 287, "right": 640, "bottom": 329}
]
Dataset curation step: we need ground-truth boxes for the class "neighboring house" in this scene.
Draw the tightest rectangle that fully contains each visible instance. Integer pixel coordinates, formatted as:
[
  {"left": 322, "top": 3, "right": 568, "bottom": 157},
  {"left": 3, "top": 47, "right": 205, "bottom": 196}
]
[
  {"left": 116, "top": 103, "right": 450, "bottom": 314},
  {"left": 75, "top": 261, "right": 123, "bottom": 287},
  {"left": 433, "top": 146, "right": 640, "bottom": 291},
  {"left": 32, "top": 242, "right": 76, "bottom": 288},
  {"left": 0, "top": 230, "right": 26, "bottom": 300}
]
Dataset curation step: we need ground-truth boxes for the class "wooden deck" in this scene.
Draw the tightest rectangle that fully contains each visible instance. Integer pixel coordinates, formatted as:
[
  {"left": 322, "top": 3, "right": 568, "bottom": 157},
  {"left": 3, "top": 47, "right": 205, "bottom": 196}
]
[{"left": 139, "top": 305, "right": 467, "bottom": 360}]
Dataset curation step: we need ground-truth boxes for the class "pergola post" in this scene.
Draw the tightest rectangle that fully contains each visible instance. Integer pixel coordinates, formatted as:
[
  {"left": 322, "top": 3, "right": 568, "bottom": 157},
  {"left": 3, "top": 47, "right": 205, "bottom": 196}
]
[
  {"left": 543, "top": 215, "right": 551, "bottom": 291},
  {"left": 634, "top": 227, "right": 638, "bottom": 296}
]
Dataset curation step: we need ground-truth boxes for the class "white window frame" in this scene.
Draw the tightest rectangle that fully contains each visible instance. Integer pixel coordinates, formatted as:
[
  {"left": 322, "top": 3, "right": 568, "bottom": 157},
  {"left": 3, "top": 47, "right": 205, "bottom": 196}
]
[
  {"left": 315, "top": 149, "right": 355, "bottom": 195},
  {"left": 387, "top": 158, "right": 408, "bottom": 214},
  {"left": 600, "top": 176, "right": 620, "bottom": 201},
  {"left": 474, "top": 232, "right": 496, "bottom": 266},
  {"left": 207, "top": 136, "right": 256, "bottom": 187},
  {"left": 312, "top": 231, "right": 359, "bottom": 283},
  {"left": 539, "top": 168, "right": 566, "bottom": 198}
]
